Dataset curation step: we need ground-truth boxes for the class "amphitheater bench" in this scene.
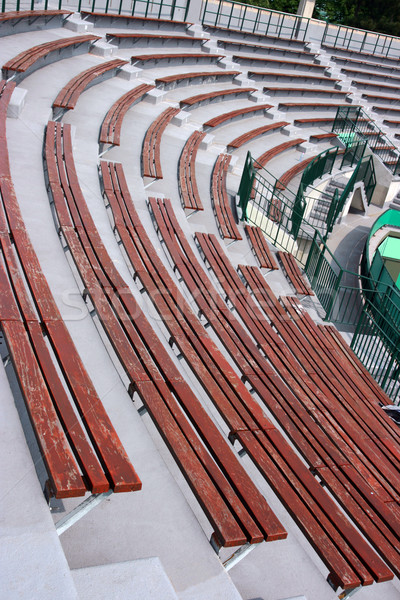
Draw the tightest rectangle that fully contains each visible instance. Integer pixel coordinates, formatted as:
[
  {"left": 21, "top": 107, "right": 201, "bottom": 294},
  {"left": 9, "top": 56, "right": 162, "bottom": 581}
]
[
  {"left": 249, "top": 70, "right": 339, "bottom": 85},
  {"left": 264, "top": 86, "right": 349, "bottom": 99},
  {"left": 212, "top": 154, "right": 241, "bottom": 241},
  {"left": 53, "top": 58, "right": 128, "bottom": 114},
  {"left": 217, "top": 39, "right": 317, "bottom": 60},
  {"left": 277, "top": 251, "right": 313, "bottom": 295},
  {"left": 81, "top": 11, "right": 191, "bottom": 30},
  {"left": 322, "top": 44, "right": 399, "bottom": 66},
  {"left": 142, "top": 107, "right": 180, "bottom": 179},
  {"left": 180, "top": 87, "right": 257, "bottom": 109},
  {"left": 179, "top": 130, "right": 206, "bottom": 212},
  {"left": 99, "top": 83, "right": 154, "bottom": 146},
  {"left": 2, "top": 34, "right": 101, "bottom": 81},
  {"left": 331, "top": 55, "right": 400, "bottom": 74},
  {"left": 204, "top": 103, "right": 272, "bottom": 129},
  {"left": 294, "top": 117, "right": 335, "bottom": 126},
  {"left": 362, "top": 92, "right": 398, "bottom": 103},
  {"left": 232, "top": 54, "right": 327, "bottom": 72},
  {"left": 155, "top": 70, "right": 240, "bottom": 90},
  {"left": 47, "top": 122, "right": 286, "bottom": 549},
  {"left": 131, "top": 53, "right": 224, "bottom": 68},
  {"left": 278, "top": 102, "right": 351, "bottom": 112},
  {"left": 244, "top": 224, "right": 278, "bottom": 270},
  {"left": 255, "top": 139, "right": 306, "bottom": 169},
  {"left": 106, "top": 32, "right": 208, "bottom": 48},
  {"left": 309, "top": 132, "right": 338, "bottom": 142},
  {"left": 373, "top": 105, "right": 400, "bottom": 115},
  {"left": 227, "top": 121, "right": 289, "bottom": 149},
  {"left": 0, "top": 9, "right": 71, "bottom": 36},
  {"left": 274, "top": 156, "right": 315, "bottom": 190},
  {"left": 341, "top": 67, "right": 400, "bottom": 84},
  {"left": 202, "top": 24, "right": 307, "bottom": 49},
  {"left": 0, "top": 81, "right": 140, "bottom": 499}
]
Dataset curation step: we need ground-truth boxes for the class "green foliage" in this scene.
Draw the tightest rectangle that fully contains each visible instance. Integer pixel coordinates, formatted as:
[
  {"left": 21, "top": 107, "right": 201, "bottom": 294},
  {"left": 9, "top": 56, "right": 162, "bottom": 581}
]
[{"left": 314, "top": 0, "right": 400, "bottom": 37}]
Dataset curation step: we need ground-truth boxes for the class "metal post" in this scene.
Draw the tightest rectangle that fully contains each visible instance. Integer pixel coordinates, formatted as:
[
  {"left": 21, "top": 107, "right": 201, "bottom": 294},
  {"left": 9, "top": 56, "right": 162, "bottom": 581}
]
[{"left": 56, "top": 490, "right": 113, "bottom": 536}]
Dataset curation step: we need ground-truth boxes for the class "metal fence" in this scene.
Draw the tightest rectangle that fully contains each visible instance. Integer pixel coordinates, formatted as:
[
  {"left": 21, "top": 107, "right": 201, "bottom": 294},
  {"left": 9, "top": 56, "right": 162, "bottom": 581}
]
[
  {"left": 201, "top": 0, "right": 310, "bottom": 41},
  {"left": 1, "top": 0, "right": 189, "bottom": 20},
  {"left": 322, "top": 22, "right": 400, "bottom": 59}
]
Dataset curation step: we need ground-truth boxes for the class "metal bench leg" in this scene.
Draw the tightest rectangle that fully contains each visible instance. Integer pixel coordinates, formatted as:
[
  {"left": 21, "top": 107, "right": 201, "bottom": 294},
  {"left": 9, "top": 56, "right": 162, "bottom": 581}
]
[
  {"left": 55, "top": 490, "right": 113, "bottom": 536},
  {"left": 338, "top": 586, "right": 361, "bottom": 600}
]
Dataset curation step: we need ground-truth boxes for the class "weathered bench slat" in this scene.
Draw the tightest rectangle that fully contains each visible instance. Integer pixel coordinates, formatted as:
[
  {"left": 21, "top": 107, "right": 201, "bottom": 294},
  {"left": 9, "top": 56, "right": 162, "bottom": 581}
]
[
  {"left": 178, "top": 130, "right": 206, "bottom": 211},
  {"left": 180, "top": 87, "right": 257, "bottom": 109},
  {"left": 227, "top": 121, "right": 289, "bottom": 149},
  {"left": 244, "top": 225, "right": 278, "bottom": 270},
  {"left": 142, "top": 106, "right": 180, "bottom": 178},
  {"left": 211, "top": 153, "right": 241, "bottom": 240}
]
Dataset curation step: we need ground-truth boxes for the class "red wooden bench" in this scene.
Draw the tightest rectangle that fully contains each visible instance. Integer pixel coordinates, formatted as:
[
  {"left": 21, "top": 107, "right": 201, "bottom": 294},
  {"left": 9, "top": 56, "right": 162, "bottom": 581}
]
[
  {"left": 309, "top": 132, "right": 338, "bottom": 141},
  {"left": 180, "top": 87, "right": 257, "bottom": 109},
  {"left": 53, "top": 58, "right": 127, "bottom": 113},
  {"left": 178, "top": 130, "right": 206, "bottom": 211},
  {"left": 277, "top": 251, "right": 313, "bottom": 295},
  {"left": 0, "top": 9, "right": 71, "bottom": 36},
  {"left": 294, "top": 117, "right": 335, "bottom": 125},
  {"left": 341, "top": 66, "right": 400, "bottom": 84},
  {"left": 274, "top": 155, "right": 319, "bottom": 190},
  {"left": 131, "top": 53, "right": 225, "bottom": 67},
  {"left": 142, "top": 106, "right": 180, "bottom": 179},
  {"left": 249, "top": 70, "right": 340, "bottom": 85},
  {"left": 0, "top": 81, "right": 140, "bottom": 498},
  {"left": 148, "top": 198, "right": 394, "bottom": 592},
  {"left": 331, "top": 54, "right": 400, "bottom": 74},
  {"left": 264, "top": 86, "right": 349, "bottom": 99},
  {"left": 195, "top": 235, "right": 400, "bottom": 585},
  {"left": 2, "top": 34, "right": 100, "bottom": 81},
  {"left": 106, "top": 32, "right": 208, "bottom": 48},
  {"left": 217, "top": 38, "right": 318, "bottom": 60},
  {"left": 81, "top": 10, "right": 191, "bottom": 29},
  {"left": 100, "top": 160, "right": 288, "bottom": 547},
  {"left": 204, "top": 103, "right": 273, "bottom": 129},
  {"left": 211, "top": 153, "right": 242, "bottom": 241},
  {"left": 232, "top": 54, "right": 327, "bottom": 72},
  {"left": 99, "top": 83, "right": 154, "bottom": 146},
  {"left": 279, "top": 102, "right": 351, "bottom": 111},
  {"left": 227, "top": 121, "right": 289, "bottom": 149},
  {"left": 363, "top": 92, "right": 398, "bottom": 103},
  {"left": 155, "top": 70, "right": 240, "bottom": 90},
  {"left": 244, "top": 224, "right": 278, "bottom": 270},
  {"left": 45, "top": 121, "right": 284, "bottom": 549},
  {"left": 255, "top": 138, "right": 306, "bottom": 169}
]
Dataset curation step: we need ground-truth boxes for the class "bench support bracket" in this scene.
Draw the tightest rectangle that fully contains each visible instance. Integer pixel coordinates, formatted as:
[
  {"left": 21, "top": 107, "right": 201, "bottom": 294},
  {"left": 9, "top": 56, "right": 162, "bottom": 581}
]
[
  {"left": 338, "top": 586, "right": 361, "bottom": 600},
  {"left": 56, "top": 490, "right": 113, "bottom": 536}
]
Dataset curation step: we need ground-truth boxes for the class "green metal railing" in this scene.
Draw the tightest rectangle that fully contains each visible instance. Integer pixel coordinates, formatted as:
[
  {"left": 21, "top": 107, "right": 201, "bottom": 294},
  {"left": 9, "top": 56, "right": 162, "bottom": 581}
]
[
  {"left": 299, "top": 146, "right": 338, "bottom": 191},
  {"left": 333, "top": 106, "right": 400, "bottom": 175},
  {"left": 201, "top": 0, "right": 310, "bottom": 41},
  {"left": 1, "top": 0, "right": 189, "bottom": 20},
  {"left": 322, "top": 22, "right": 400, "bottom": 59}
]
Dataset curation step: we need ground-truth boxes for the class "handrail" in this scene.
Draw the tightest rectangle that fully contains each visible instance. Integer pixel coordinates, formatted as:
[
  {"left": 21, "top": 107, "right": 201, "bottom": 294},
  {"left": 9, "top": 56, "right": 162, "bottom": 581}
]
[{"left": 322, "top": 21, "right": 400, "bottom": 59}]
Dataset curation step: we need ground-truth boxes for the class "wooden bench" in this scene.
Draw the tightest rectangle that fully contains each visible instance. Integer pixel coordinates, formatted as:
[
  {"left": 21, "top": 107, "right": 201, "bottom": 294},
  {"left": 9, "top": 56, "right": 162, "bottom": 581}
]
[
  {"left": 81, "top": 11, "right": 191, "bottom": 30},
  {"left": 2, "top": 34, "right": 100, "bottom": 82},
  {"left": 217, "top": 39, "right": 318, "bottom": 60},
  {"left": 341, "top": 67, "right": 400, "bottom": 84},
  {"left": 99, "top": 83, "right": 154, "bottom": 146},
  {"left": 353, "top": 80, "right": 399, "bottom": 93},
  {"left": 0, "top": 9, "right": 71, "bottom": 36},
  {"left": 100, "top": 160, "right": 288, "bottom": 547},
  {"left": 254, "top": 138, "right": 306, "bottom": 169},
  {"left": 279, "top": 102, "right": 351, "bottom": 112},
  {"left": 249, "top": 70, "right": 340, "bottom": 85},
  {"left": 178, "top": 130, "right": 206, "bottom": 211},
  {"left": 193, "top": 236, "right": 400, "bottom": 584},
  {"left": 53, "top": 58, "right": 128, "bottom": 114},
  {"left": 211, "top": 153, "right": 241, "bottom": 241},
  {"left": 264, "top": 86, "right": 349, "bottom": 99},
  {"left": 142, "top": 106, "right": 180, "bottom": 179},
  {"left": 180, "top": 87, "right": 257, "bottom": 109},
  {"left": 294, "top": 117, "right": 335, "bottom": 126},
  {"left": 155, "top": 70, "right": 240, "bottom": 90},
  {"left": 244, "top": 224, "right": 278, "bottom": 270},
  {"left": 277, "top": 251, "right": 313, "bottom": 295},
  {"left": 309, "top": 132, "right": 338, "bottom": 142},
  {"left": 131, "top": 53, "right": 225, "bottom": 68},
  {"left": 362, "top": 92, "right": 399, "bottom": 103},
  {"left": 373, "top": 105, "right": 400, "bottom": 115},
  {"left": 227, "top": 121, "right": 289, "bottom": 149},
  {"left": 232, "top": 54, "right": 327, "bottom": 72},
  {"left": 106, "top": 32, "right": 208, "bottom": 48},
  {"left": 331, "top": 55, "right": 400, "bottom": 74},
  {"left": 204, "top": 103, "right": 272, "bottom": 129},
  {"left": 148, "top": 201, "right": 393, "bottom": 590},
  {"left": 45, "top": 121, "right": 283, "bottom": 549},
  {"left": 322, "top": 44, "right": 400, "bottom": 66},
  {"left": 0, "top": 81, "right": 140, "bottom": 498}
]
